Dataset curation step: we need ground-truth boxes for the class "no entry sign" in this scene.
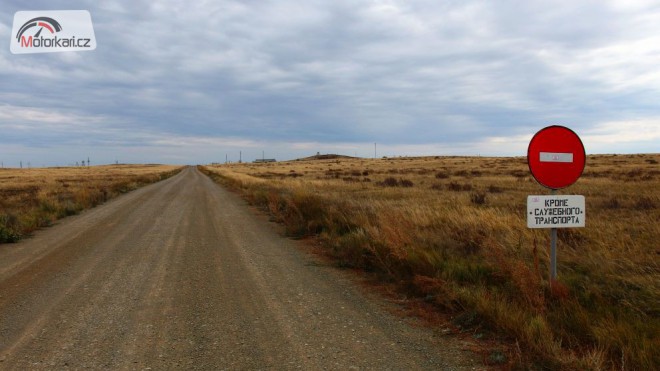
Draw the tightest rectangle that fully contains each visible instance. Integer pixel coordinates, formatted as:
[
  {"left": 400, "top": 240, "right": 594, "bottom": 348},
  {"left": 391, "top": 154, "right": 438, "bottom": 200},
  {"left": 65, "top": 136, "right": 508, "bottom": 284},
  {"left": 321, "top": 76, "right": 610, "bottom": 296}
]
[{"left": 527, "top": 125, "right": 585, "bottom": 190}]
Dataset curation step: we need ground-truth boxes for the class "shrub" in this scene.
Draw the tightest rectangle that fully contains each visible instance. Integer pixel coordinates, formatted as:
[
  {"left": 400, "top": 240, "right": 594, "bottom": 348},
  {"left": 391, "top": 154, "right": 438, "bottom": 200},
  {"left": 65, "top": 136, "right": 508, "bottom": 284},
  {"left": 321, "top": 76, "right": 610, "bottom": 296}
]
[
  {"left": 0, "top": 214, "right": 21, "bottom": 243},
  {"left": 0, "top": 219, "right": 21, "bottom": 243},
  {"left": 0, "top": 226, "right": 21, "bottom": 243},
  {"left": 378, "top": 177, "right": 399, "bottom": 187},
  {"left": 447, "top": 181, "right": 462, "bottom": 191},
  {"left": 602, "top": 196, "right": 621, "bottom": 209},
  {"left": 376, "top": 177, "right": 414, "bottom": 187},
  {"left": 447, "top": 181, "right": 472, "bottom": 191},
  {"left": 430, "top": 184, "right": 444, "bottom": 191},
  {"left": 470, "top": 192, "right": 487, "bottom": 205},
  {"left": 634, "top": 196, "right": 656, "bottom": 210},
  {"left": 510, "top": 170, "right": 526, "bottom": 179}
]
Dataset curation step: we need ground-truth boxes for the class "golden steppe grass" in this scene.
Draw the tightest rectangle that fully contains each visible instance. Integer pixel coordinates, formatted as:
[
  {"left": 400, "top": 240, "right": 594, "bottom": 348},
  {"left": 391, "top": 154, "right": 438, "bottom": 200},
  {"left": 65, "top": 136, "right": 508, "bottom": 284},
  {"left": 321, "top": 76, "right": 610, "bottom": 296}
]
[
  {"left": 201, "top": 153, "right": 659, "bottom": 370},
  {"left": 0, "top": 164, "right": 183, "bottom": 243}
]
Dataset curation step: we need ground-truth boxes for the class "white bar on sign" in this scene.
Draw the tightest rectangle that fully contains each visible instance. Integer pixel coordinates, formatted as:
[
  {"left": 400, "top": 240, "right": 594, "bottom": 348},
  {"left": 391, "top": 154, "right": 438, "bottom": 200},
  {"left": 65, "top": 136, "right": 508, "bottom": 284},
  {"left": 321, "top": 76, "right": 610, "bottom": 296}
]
[{"left": 540, "top": 152, "right": 573, "bottom": 163}]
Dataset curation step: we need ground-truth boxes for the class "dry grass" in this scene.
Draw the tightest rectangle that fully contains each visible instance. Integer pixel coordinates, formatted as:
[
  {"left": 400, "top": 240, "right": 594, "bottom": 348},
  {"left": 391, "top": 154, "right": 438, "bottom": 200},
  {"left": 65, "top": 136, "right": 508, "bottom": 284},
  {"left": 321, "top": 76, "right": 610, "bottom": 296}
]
[
  {"left": 0, "top": 164, "right": 183, "bottom": 243},
  {"left": 201, "top": 153, "right": 659, "bottom": 370}
]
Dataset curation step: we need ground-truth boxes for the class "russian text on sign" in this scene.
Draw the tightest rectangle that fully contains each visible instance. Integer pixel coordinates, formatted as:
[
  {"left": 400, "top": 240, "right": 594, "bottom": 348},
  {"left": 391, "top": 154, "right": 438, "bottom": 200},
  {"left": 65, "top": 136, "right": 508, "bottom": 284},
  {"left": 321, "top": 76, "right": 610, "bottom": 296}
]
[{"left": 527, "top": 195, "right": 585, "bottom": 228}]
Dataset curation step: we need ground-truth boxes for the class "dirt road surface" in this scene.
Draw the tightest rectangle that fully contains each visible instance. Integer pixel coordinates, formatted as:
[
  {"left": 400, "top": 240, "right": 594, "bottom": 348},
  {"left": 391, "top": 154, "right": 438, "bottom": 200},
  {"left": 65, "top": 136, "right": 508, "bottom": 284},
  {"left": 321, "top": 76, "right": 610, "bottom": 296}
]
[{"left": 0, "top": 167, "right": 482, "bottom": 370}]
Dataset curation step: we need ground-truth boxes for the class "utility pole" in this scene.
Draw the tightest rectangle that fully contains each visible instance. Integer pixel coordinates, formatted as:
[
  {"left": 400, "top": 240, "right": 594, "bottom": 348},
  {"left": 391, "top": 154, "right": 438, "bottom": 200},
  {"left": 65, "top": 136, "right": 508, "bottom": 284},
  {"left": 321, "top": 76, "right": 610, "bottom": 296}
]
[
  {"left": 20, "top": 161, "right": 22, "bottom": 169},
  {"left": 239, "top": 151, "right": 242, "bottom": 163},
  {"left": 374, "top": 143, "right": 377, "bottom": 159},
  {"left": 225, "top": 154, "right": 228, "bottom": 164}
]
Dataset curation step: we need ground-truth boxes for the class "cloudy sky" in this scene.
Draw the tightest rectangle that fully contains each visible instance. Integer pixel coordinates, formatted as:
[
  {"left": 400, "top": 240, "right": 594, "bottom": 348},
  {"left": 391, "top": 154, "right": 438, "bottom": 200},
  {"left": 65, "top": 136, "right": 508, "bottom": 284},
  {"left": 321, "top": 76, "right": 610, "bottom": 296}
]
[{"left": 1, "top": 0, "right": 659, "bottom": 166}]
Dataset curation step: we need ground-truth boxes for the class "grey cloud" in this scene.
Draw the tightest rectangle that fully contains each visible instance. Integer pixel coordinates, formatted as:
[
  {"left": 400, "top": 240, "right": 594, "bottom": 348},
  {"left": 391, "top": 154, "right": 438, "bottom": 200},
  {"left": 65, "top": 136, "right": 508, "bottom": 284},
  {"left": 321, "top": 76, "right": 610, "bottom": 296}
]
[{"left": 0, "top": 0, "right": 658, "bottom": 165}]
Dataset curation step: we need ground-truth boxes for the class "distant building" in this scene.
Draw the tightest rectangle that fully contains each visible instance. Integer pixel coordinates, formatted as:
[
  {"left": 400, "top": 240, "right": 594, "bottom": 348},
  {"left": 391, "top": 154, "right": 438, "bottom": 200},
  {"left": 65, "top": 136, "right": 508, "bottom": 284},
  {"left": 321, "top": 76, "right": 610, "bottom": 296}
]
[{"left": 254, "top": 159, "right": 276, "bottom": 163}]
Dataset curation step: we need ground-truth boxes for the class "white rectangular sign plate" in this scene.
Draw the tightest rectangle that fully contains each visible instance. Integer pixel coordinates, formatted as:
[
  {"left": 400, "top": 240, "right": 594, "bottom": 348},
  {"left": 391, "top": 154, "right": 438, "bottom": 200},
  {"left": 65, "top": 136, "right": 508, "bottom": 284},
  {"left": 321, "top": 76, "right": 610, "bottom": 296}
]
[
  {"left": 540, "top": 152, "right": 574, "bottom": 163},
  {"left": 527, "top": 195, "right": 585, "bottom": 228}
]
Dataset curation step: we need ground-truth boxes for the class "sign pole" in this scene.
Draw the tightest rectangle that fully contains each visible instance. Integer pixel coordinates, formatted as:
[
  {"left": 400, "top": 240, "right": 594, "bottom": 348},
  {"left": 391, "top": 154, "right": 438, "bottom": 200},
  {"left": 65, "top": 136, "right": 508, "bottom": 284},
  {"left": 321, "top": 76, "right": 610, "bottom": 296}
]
[{"left": 550, "top": 190, "right": 557, "bottom": 281}]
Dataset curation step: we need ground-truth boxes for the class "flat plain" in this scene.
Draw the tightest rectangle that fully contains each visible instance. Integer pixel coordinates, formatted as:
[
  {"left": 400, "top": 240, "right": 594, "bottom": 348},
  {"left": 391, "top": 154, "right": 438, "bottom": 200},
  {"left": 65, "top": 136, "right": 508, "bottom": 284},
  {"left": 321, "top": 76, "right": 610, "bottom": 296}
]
[
  {"left": 202, "top": 153, "right": 659, "bottom": 370},
  {"left": 1, "top": 157, "right": 657, "bottom": 369}
]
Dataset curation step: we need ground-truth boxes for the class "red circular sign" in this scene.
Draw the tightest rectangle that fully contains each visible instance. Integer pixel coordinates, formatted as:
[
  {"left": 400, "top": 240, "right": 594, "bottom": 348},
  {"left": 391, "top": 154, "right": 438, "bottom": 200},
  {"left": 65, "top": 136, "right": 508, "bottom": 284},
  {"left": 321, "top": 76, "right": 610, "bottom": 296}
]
[{"left": 527, "top": 125, "right": 585, "bottom": 189}]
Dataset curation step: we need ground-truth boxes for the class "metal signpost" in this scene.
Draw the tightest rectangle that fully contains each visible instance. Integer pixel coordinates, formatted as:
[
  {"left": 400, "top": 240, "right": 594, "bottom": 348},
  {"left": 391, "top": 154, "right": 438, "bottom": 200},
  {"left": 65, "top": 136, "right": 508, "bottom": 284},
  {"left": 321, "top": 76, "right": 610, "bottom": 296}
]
[{"left": 527, "top": 125, "right": 586, "bottom": 281}]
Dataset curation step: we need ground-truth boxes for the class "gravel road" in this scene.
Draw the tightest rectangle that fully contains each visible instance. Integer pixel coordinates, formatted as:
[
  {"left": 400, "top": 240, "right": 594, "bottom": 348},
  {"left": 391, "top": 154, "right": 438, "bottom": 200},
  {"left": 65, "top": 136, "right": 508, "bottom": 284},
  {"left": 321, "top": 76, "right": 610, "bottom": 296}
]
[{"left": 0, "top": 167, "right": 483, "bottom": 370}]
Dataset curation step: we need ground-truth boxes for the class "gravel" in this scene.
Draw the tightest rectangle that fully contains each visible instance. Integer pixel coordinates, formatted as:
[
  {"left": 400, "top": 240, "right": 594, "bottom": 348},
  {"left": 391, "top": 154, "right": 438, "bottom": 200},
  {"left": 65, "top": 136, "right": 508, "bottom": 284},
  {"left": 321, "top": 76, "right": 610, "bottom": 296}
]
[{"left": 0, "top": 167, "right": 484, "bottom": 370}]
